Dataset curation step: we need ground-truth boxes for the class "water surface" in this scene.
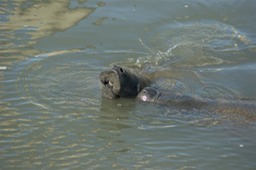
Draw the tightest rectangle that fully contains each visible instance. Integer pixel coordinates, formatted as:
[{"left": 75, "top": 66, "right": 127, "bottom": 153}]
[{"left": 1, "top": 0, "right": 256, "bottom": 169}]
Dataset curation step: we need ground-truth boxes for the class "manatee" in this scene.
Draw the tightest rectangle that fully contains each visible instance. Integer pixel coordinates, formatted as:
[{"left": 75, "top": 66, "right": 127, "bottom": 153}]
[
  {"left": 100, "top": 66, "right": 256, "bottom": 122},
  {"left": 137, "top": 87, "right": 207, "bottom": 109},
  {"left": 137, "top": 87, "right": 256, "bottom": 117},
  {"left": 99, "top": 65, "right": 150, "bottom": 99}
]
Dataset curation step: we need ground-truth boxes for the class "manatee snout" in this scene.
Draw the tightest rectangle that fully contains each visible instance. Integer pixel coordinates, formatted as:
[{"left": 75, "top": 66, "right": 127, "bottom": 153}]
[
  {"left": 99, "top": 65, "right": 150, "bottom": 99},
  {"left": 137, "top": 87, "right": 158, "bottom": 102},
  {"left": 99, "top": 66, "right": 124, "bottom": 99}
]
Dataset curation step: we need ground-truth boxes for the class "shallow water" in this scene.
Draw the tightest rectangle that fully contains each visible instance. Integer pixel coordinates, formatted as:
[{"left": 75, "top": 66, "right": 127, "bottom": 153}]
[{"left": 1, "top": 0, "right": 256, "bottom": 169}]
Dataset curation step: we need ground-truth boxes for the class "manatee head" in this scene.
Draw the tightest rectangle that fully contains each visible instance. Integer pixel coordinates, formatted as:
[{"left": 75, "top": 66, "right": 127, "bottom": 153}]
[
  {"left": 99, "top": 65, "right": 150, "bottom": 99},
  {"left": 136, "top": 87, "right": 159, "bottom": 102}
]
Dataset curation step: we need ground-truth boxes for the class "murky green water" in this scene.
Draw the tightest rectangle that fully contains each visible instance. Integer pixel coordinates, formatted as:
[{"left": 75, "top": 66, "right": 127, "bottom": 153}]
[{"left": 1, "top": 0, "right": 256, "bottom": 169}]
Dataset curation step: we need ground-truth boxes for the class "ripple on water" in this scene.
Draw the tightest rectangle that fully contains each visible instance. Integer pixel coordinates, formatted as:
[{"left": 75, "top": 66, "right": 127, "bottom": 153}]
[
  {"left": 0, "top": 50, "right": 105, "bottom": 168},
  {"left": 14, "top": 51, "right": 101, "bottom": 111}
]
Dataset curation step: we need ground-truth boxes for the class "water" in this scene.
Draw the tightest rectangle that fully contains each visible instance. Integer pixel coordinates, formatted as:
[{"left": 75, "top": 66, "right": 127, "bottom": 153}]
[{"left": 1, "top": 0, "right": 256, "bottom": 169}]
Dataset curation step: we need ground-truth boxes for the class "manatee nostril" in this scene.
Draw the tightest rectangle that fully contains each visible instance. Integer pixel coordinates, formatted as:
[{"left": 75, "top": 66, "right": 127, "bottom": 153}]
[
  {"left": 143, "top": 88, "right": 149, "bottom": 93},
  {"left": 119, "top": 68, "right": 124, "bottom": 74}
]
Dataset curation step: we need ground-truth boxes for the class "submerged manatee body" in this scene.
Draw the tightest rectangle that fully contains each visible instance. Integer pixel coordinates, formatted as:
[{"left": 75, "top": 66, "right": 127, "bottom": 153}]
[
  {"left": 100, "top": 66, "right": 256, "bottom": 122},
  {"left": 137, "top": 87, "right": 207, "bottom": 109},
  {"left": 137, "top": 87, "right": 256, "bottom": 117},
  {"left": 99, "top": 65, "right": 150, "bottom": 99}
]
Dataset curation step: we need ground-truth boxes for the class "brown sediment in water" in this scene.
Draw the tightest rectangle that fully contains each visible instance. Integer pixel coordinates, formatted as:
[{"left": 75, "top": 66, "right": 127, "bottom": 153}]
[
  {"left": 0, "top": 1, "right": 96, "bottom": 66},
  {"left": 5, "top": 0, "right": 95, "bottom": 40}
]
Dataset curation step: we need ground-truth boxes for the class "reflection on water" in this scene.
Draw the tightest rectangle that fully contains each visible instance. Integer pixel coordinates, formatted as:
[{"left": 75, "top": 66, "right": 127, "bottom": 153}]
[{"left": 1, "top": 0, "right": 256, "bottom": 169}]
